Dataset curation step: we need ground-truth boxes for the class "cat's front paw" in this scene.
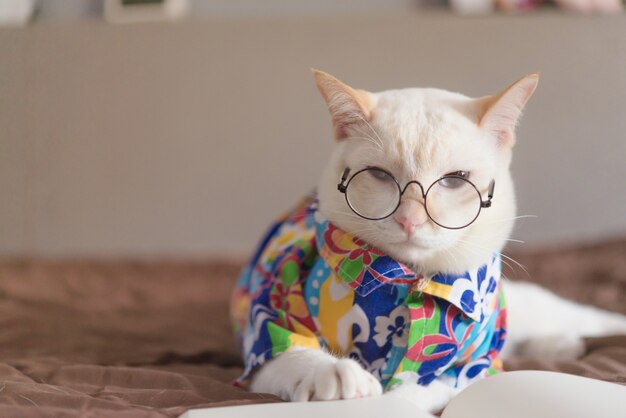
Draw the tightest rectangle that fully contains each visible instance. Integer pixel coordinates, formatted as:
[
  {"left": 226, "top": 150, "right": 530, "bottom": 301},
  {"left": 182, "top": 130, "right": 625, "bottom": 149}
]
[
  {"left": 386, "top": 381, "right": 458, "bottom": 414},
  {"left": 292, "top": 358, "right": 382, "bottom": 402}
]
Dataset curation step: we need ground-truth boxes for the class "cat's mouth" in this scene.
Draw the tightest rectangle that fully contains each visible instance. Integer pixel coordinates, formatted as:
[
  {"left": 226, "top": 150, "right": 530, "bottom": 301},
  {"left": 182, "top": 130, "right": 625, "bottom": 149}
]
[
  {"left": 396, "top": 238, "right": 430, "bottom": 249},
  {"left": 387, "top": 223, "right": 452, "bottom": 251},
  {"left": 392, "top": 235, "right": 448, "bottom": 251}
]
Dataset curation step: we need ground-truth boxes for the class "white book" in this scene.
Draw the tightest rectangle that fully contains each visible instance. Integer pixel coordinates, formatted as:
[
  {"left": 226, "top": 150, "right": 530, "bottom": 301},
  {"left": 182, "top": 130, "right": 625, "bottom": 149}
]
[{"left": 180, "top": 371, "right": 626, "bottom": 418}]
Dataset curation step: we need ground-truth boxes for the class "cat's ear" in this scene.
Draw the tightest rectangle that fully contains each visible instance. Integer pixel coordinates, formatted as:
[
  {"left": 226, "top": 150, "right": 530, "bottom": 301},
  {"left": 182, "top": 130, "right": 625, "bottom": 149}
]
[
  {"left": 479, "top": 73, "right": 539, "bottom": 147},
  {"left": 312, "top": 69, "right": 373, "bottom": 141}
]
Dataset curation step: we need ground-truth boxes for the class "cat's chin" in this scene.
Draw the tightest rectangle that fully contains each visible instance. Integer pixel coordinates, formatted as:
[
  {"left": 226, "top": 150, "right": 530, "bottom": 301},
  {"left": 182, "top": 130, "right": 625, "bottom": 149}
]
[
  {"left": 351, "top": 226, "right": 459, "bottom": 272},
  {"left": 386, "top": 241, "right": 439, "bottom": 259},
  {"left": 379, "top": 233, "right": 486, "bottom": 274},
  {"left": 387, "top": 229, "right": 456, "bottom": 252},
  {"left": 376, "top": 239, "right": 446, "bottom": 272}
]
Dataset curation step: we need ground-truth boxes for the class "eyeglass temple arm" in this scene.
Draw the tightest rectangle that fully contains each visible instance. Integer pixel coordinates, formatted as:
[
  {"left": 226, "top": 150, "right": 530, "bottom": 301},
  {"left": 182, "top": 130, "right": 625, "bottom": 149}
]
[
  {"left": 481, "top": 180, "right": 496, "bottom": 208},
  {"left": 337, "top": 168, "right": 350, "bottom": 193}
]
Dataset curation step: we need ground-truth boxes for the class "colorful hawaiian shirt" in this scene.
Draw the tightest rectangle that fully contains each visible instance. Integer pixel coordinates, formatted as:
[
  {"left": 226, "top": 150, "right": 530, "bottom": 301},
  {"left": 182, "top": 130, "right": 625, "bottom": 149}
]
[{"left": 231, "top": 196, "right": 506, "bottom": 391}]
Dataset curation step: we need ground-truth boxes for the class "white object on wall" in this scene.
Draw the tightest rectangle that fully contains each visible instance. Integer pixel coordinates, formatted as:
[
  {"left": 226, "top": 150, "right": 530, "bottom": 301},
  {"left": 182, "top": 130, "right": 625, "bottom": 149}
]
[
  {"left": 0, "top": 0, "right": 37, "bottom": 26},
  {"left": 450, "top": 0, "right": 496, "bottom": 14},
  {"left": 105, "top": 0, "right": 188, "bottom": 23}
]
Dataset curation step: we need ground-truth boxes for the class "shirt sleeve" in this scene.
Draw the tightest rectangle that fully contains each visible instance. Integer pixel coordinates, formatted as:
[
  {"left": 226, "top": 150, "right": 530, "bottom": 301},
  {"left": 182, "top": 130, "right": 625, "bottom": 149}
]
[{"left": 233, "top": 235, "right": 321, "bottom": 387}]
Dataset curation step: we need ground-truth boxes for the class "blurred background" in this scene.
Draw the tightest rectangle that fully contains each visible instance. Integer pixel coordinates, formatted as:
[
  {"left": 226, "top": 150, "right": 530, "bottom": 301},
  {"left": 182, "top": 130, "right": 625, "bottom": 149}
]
[
  {"left": 1, "top": 0, "right": 625, "bottom": 259},
  {"left": 1, "top": 4, "right": 626, "bottom": 417}
]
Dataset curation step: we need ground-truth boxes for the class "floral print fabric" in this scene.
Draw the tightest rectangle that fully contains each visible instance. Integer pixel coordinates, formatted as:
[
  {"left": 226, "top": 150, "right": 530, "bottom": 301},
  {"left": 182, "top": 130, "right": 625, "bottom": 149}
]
[{"left": 231, "top": 197, "right": 506, "bottom": 391}]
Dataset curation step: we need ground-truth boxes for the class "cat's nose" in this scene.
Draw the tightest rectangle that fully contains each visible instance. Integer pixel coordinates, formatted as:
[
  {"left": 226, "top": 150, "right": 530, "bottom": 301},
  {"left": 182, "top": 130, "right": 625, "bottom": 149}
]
[{"left": 393, "top": 201, "right": 428, "bottom": 236}]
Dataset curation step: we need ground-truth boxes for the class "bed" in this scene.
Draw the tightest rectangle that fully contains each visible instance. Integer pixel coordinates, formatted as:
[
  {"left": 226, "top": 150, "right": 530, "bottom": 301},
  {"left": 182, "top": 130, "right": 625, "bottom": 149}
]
[{"left": 0, "top": 239, "right": 624, "bottom": 417}]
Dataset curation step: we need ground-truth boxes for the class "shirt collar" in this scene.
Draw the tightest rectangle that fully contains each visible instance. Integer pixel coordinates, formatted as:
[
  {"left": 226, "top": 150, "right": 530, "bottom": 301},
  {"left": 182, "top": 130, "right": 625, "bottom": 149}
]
[{"left": 312, "top": 207, "right": 501, "bottom": 322}]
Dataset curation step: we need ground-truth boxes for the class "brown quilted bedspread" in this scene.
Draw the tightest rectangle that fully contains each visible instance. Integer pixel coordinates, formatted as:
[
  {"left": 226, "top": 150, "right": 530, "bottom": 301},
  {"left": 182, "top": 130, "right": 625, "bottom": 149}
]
[{"left": 0, "top": 239, "right": 624, "bottom": 417}]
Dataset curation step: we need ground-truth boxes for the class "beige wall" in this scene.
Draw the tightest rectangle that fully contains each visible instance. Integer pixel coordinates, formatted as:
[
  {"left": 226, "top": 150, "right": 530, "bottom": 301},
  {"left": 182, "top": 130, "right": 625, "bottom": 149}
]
[{"left": 1, "top": 15, "right": 625, "bottom": 258}]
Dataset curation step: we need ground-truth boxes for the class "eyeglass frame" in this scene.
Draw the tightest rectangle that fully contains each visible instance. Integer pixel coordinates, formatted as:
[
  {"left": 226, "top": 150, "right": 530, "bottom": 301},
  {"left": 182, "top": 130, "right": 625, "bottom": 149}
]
[{"left": 337, "top": 166, "right": 496, "bottom": 230}]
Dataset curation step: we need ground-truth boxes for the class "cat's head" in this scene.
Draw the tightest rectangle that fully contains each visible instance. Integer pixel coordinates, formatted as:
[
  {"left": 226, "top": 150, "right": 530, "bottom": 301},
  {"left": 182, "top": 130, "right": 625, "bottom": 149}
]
[{"left": 314, "top": 70, "right": 538, "bottom": 274}]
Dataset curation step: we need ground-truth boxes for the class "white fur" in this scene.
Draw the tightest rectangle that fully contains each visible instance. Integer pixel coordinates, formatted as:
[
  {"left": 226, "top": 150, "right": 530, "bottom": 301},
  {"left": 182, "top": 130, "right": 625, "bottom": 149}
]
[
  {"left": 502, "top": 280, "right": 626, "bottom": 360},
  {"left": 250, "top": 348, "right": 382, "bottom": 401},
  {"left": 385, "top": 380, "right": 459, "bottom": 413},
  {"left": 249, "top": 73, "right": 626, "bottom": 413}
]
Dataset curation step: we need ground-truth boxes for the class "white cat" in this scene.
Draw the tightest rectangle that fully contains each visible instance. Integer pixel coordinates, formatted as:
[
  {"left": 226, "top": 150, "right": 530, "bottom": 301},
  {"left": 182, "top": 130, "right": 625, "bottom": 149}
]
[{"left": 233, "top": 70, "right": 626, "bottom": 413}]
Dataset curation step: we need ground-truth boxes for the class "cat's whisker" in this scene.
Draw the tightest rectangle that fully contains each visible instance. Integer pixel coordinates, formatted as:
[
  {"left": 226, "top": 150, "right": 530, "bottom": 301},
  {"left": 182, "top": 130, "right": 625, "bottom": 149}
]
[
  {"left": 348, "top": 228, "right": 383, "bottom": 238},
  {"left": 451, "top": 238, "right": 511, "bottom": 271},
  {"left": 502, "top": 238, "right": 525, "bottom": 244},
  {"left": 467, "top": 234, "right": 526, "bottom": 245},
  {"left": 452, "top": 238, "right": 488, "bottom": 257},
  {"left": 319, "top": 208, "right": 363, "bottom": 219},
  {"left": 455, "top": 237, "right": 530, "bottom": 279},
  {"left": 497, "top": 252, "right": 530, "bottom": 278},
  {"left": 462, "top": 224, "right": 528, "bottom": 249},
  {"left": 500, "top": 259, "right": 516, "bottom": 275},
  {"left": 318, "top": 212, "right": 384, "bottom": 236},
  {"left": 343, "top": 135, "right": 383, "bottom": 151},
  {"left": 456, "top": 237, "right": 514, "bottom": 273},
  {"left": 351, "top": 112, "right": 384, "bottom": 149}
]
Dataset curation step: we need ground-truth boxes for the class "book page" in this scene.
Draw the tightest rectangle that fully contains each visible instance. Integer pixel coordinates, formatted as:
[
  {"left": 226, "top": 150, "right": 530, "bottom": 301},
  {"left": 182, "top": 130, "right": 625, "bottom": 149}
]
[
  {"left": 179, "top": 392, "right": 436, "bottom": 418},
  {"left": 442, "top": 370, "right": 626, "bottom": 418}
]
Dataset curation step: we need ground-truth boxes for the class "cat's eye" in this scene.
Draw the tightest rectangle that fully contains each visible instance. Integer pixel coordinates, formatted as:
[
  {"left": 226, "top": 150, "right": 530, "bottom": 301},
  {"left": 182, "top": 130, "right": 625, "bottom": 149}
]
[
  {"left": 439, "top": 171, "right": 469, "bottom": 189},
  {"left": 440, "top": 176, "right": 467, "bottom": 189},
  {"left": 367, "top": 167, "right": 394, "bottom": 182},
  {"left": 450, "top": 170, "right": 469, "bottom": 178}
]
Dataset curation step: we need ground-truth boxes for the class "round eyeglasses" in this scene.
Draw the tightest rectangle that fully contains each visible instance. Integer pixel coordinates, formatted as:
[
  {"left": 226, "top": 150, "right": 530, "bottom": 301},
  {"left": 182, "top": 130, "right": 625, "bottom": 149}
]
[{"left": 337, "top": 167, "right": 495, "bottom": 230}]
